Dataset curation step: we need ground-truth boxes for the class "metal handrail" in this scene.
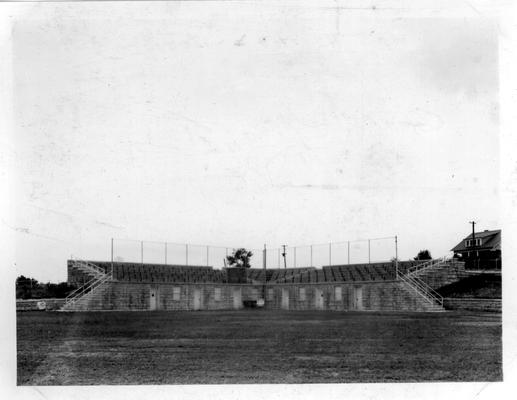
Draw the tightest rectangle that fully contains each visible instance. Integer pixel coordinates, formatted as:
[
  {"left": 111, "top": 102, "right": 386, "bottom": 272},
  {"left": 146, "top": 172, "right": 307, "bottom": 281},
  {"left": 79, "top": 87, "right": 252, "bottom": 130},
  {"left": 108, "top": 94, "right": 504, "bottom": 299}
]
[
  {"left": 65, "top": 277, "right": 104, "bottom": 305},
  {"left": 399, "top": 272, "right": 443, "bottom": 306},
  {"left": 64, "top": 259, "right": 109, "bottom": 303},
  {"left": 64, "top": 260, "right": 111, "bottom": 308},
  {"left": 407, "top": 254, "right": 452, "bottom": 276},
  {"left": 398, "top": 274, "right": 437, "bottom": 305},
  {"left": 405, "top": 274, "right": 443, "bottom": 305},
  {"left": 64, "top": 274, "right": 111, "bottom": 307},
  {"left": 73, "top": 259, "right": 106, "bottom": 276},
  {"left": 401, "top": 276, "right": 443, "bottom": 306},
  {"left": 65, "top": 275, "right": 102, "bottom": 302},
  {"left": 407, "top": 258, "right": 440, "bottom": 275},
  {"left": 399, "top": 274, "right": 436, "bottom": 305},
  {"left": 405, "top": 274, "right": 441, "bottom": 301}
]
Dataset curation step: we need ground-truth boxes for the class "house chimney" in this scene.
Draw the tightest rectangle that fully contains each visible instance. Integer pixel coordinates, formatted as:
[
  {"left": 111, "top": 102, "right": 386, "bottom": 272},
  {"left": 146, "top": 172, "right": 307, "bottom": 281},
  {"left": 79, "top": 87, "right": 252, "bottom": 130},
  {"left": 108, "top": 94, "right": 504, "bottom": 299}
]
[{"left": 469, "top": 221, "right": 476, "bottom": 247}]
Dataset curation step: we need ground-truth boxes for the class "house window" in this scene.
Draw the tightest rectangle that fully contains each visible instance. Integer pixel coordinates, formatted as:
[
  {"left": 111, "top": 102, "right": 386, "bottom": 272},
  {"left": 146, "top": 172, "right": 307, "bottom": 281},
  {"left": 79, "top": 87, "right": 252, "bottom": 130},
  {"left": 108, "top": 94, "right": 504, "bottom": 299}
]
[
  {"left": 335, "top": 287, "right": 342, "bottom": 301},
  {"left": 214, "top": 287, "right": 221, "bottom": 301},
  {"left": 173, "top": 287, "right": 181, "bottom": 301},
  {"left": 465, "top": 238, "right": 482, "bottom": 247},
  {"left": 299, "top": 288, "right": 306, "bottom": 301},
  {"left": 267, "top": 288, "right": 274, "bottom": 300}
]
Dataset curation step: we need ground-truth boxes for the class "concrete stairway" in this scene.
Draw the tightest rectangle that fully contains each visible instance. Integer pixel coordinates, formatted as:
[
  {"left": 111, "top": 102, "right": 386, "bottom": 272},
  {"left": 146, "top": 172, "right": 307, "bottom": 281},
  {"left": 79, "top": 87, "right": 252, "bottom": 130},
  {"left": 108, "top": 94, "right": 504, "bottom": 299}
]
[
  {"left": 61, "top": 281, "right": 113, "bottom": 311},
  {"left": 397, "top": 279, "right": 445, "bottom": 312},
  {"left": 61, "top": 260, "right": 112, "bottom": 311},
  {"left": 409, "top": 260, "right": 469, "bottom": 290},
  {"left": 398, "top": 258, "right": 449, "bottom": 312}
]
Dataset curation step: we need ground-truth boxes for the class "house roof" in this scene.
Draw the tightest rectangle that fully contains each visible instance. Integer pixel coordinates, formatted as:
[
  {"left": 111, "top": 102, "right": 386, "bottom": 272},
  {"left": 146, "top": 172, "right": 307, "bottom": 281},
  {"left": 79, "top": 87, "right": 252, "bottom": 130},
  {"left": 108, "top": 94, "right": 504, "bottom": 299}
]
[{"left": 451, "top": 229, "right": 501, "bottom": 252}]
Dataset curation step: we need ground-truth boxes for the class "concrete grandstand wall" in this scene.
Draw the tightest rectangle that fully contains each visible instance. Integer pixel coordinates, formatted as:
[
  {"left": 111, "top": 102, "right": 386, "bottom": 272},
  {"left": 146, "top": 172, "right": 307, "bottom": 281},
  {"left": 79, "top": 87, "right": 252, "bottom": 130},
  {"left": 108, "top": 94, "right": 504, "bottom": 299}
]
[
  {"left": 64, "top": 280, "right": 442, "bottom": 312},
  {"left": 413, "top": 260, "right": 468, "bottom": 289},
  {"left": 64, "top": 259, "right": 455, "bottom": 312}
]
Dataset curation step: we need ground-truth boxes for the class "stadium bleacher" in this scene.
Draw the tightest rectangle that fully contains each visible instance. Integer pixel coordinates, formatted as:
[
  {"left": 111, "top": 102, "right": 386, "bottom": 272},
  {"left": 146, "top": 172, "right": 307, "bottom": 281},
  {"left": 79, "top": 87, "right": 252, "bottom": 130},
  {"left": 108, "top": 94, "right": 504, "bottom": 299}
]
[
  {"left": 263, "top": 262, "right": 409, "bottom": 284},
  {"left": 71, "top": 260, "right": 419, "bottom": 285}
]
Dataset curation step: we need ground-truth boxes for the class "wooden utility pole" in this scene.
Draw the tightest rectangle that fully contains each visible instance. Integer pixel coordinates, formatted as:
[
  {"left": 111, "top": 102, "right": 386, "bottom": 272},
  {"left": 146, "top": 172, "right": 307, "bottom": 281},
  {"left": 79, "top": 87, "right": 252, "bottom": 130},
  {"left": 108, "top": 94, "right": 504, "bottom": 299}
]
[{"left": 470, "top": 220, "right": 478, "bottom": 269}]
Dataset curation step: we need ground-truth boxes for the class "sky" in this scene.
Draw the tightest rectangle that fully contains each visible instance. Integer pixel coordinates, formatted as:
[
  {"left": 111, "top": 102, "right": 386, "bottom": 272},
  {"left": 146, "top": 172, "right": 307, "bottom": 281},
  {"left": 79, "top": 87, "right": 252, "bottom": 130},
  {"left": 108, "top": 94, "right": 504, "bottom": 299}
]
[{"left": 5, "top": 2, "right": 500, "bottom": 282}]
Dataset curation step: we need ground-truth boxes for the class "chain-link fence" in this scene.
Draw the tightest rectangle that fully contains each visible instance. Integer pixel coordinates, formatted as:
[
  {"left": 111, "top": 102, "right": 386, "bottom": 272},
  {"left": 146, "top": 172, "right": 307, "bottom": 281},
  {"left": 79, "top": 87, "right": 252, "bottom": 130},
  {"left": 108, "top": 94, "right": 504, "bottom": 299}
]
[
  {"left": 110, "top": 236, "right": 397, "bottom": 270},
  {"left": 111, "top": 239, "right": 234, "bottom": 268},
  {"left": 251, "top": 236, "right": 397, "bottom": 269}
]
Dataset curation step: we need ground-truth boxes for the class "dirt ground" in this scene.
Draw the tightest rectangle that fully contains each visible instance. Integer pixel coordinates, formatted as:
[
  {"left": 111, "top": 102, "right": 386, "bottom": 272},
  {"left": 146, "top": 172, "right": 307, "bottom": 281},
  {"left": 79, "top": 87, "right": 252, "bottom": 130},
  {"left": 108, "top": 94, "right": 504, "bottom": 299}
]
[{"left": 16, "top": 310, "right": 502, "bottom": 385}]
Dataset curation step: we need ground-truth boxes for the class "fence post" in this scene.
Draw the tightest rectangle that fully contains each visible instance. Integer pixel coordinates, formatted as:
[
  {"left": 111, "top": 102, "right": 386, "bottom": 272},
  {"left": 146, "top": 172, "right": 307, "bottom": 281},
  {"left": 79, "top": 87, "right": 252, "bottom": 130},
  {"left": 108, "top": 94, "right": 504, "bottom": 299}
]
[
  {"left": 207, "top": 246, "right": 209, "bottom": 267},
  {"left": 368, "top": 239, "right": 371, "bottom": 265},
  {"left": 294, "top": 247, "right": 296, "bottom": 268},
  {"left": 329, "top": 243, "right": 332, "bottom": 266},
  {"left": 347, "top": 241, "right": 350, "bottom": 264},
  {"left": 310, "top": 245, "right": 313, "bottom": 267},
  {"left": 395, "top": 235, "right": 399, "bottom": 278},
  {"left": 263, "top": 244, "right": 267, "bottom": 300},
  {"left": 111, "top": 238, "right": 114, "bottom": 279},
  {"left": 278, "top": 248, "right": 280, "bottom": 268},
  {"left": 141, "top": 241, "right": 144, "bottom": 265},
  {"left": 165, "top": 242, "right": 167, "bottom": 265},
  {"left": 186, "top": 244, "right": 189, "bottom": 266}
]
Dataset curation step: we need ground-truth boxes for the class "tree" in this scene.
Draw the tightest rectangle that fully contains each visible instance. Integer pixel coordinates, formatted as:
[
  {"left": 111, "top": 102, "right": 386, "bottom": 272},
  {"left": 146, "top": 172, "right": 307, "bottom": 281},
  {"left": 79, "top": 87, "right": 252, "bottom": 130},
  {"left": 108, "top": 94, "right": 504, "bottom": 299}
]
[
  {"left": 414, "top": 249, "right": 432, "bottom": 260},
  {"left": 16, "top": 275, "right": 41, "bottom": 299},
  {"left": 16, "top": 276, "right": 77, "bottom": 299},
  {"left": 226, "top": 248, "right": 253, "bottom": 268}
]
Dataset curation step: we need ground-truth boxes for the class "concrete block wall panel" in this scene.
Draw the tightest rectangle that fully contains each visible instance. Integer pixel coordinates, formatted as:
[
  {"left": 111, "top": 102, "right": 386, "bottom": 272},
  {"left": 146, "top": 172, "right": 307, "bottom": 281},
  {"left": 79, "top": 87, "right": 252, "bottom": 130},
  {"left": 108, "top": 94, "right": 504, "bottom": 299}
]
[
  {"left": 62, "top": 280, "right": 444, "bottom": 312},
  {"left": 415, "top": 261, "right": 468, "bottom": 290},
  {"left": 16, "top": 298, "right": 66, "bottom": 311},
  {"left": 443, "top": 297, "right": 501, "bottom": 312},
  {"left": 262, "top": 281, "right": 441, "bottom": 312}
]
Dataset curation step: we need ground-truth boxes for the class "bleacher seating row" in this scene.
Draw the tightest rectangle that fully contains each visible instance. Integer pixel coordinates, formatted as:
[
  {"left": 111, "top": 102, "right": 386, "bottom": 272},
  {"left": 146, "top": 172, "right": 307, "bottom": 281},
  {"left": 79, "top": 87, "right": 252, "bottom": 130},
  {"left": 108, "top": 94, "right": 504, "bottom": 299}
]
[
  {"left": 269, "top": 263, "right": 401, "bottom": 283},
  {"left": 113, "top": 264, "right": 226, "bottom": 283},
  {"left": 74, "top": 261, "right": 225, "bottom": 283},
  {"left": 248, "top": 267, "right": 315, "bottom": 283},
  {"left": 72, "top": 260, "right": 427, "bottom": 285}
]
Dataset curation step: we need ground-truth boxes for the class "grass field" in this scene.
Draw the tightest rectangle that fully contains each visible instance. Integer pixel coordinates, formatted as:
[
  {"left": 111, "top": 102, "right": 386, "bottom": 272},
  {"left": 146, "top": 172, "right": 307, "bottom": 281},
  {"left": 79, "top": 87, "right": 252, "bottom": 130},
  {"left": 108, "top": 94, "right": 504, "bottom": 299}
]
[{"left": 17, "top": 310, "right": 502, "bottom": 385}]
